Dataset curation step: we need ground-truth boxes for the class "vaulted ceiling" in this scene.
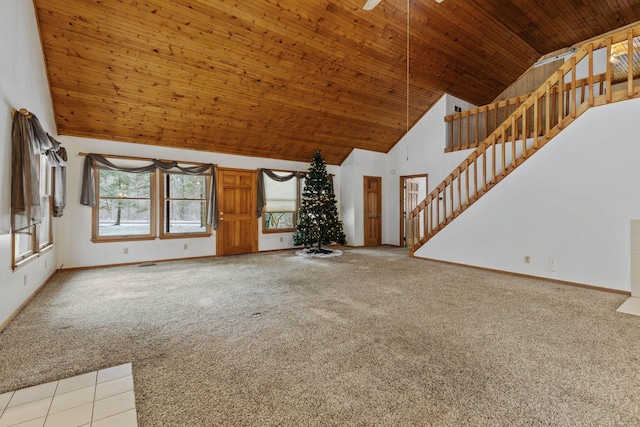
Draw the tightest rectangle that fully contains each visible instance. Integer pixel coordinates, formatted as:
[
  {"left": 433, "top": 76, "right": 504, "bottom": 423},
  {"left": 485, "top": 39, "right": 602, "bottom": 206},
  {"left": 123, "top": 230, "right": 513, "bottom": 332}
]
[{"left": 33, "top": 0, "right": 640, "bottom": 164}]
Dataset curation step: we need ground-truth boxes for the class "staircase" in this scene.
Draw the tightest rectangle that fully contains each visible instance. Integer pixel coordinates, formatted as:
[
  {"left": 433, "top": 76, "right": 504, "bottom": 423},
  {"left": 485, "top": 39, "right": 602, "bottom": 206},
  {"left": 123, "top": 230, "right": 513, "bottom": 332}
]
[{"left": 409, "top": 24, "right": 640, "bottom": 253}]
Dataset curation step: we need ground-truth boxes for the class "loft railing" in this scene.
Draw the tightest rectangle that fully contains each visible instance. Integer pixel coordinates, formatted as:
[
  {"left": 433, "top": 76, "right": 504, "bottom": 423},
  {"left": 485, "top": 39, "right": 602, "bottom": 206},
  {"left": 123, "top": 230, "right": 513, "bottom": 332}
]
[
  {"left": 444, "top": 94, "right": 530, "bottom": 152},
  {"left": 409, "top": 25, "right": 640, "bottom": 253},
  {"left": 444, "top": 74, "right": 609, "bottom": 152}
]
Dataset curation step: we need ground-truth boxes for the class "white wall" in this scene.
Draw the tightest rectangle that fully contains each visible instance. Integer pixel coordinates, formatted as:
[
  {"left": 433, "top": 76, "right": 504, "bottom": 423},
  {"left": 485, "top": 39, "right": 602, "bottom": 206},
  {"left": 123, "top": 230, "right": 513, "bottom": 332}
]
[
  {"left": 340, "top": 149, "right": 386, "bottom": 246},
  {"left": 382, "top": 95, "right": 475, "bottom": 246},
  {"left": 0, "top": 0, "right": 59, "bottom": 327},
  {"left": 339, "top": 94, "right": 476, "bottom": 247},
  {"left": 57, "top": 136, "right": 339, "bottom": 268},
  {"left": 416, "top": 97, "right": 640, "bottom": 292}
]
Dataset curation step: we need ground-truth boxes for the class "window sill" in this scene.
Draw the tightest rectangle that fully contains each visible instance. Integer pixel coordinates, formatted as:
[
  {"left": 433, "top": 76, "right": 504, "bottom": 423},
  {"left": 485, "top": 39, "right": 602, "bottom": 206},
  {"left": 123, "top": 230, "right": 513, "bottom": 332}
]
[
  {"left": 262, "top": 229, "right": 295, "bottom": 234},
  {"left": 91, "top": 236, "right": 156, "bottom": 243},
  {"left": 159, "top": 233, "right": 212, "bottom": 240},
  {"left": 13, "top": 244, "right": 54, "bottom": 271}
]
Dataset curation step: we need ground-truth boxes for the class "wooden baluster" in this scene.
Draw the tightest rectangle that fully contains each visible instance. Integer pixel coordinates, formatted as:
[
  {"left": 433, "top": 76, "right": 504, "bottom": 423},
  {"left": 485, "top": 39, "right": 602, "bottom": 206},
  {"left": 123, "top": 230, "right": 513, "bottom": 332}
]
[
  {"left": 481, "top": 144, "right": 488, "bottom": 192},
  {"left": 501, "top": 126, "right": 506, "bottom": 177},
  {"left": 472, "top": 152, "right": 478, "bottom": 199},
  {"left": 448, "top": 174, "right": 456, "bottom": 219},
  {"left": 416, "top": 208, "right": 420, "bottom": 245},
  {"left": 522, "top": 104, "right": 528, "bottom": 159},
  {"left": 504, "top": 99, "right": 509, "bottom": 127},
  {"left": 464, "top": 159, "right": 469, "bottom": 208},
  {"left": 441, "top": 184, "right": 447, "bottom": 226},
  {"left": 550, "top": 85, "right": 557, "bottom": 129},
  {"left": 413, "top": 205, "right": 418, "bottom": 244},
  {"left": 475, "top": 111, "right": 481, "bottom": 147},
  {"left": 599, "top": 74, "right": 605, "bottom": 96},
  {"left": 483, "top": 105, "right": 489, "bottom": 140},
  {"left": 436, "top": 188, "right": 441, "bottom": 229},
  {"left": 457, "top": 115, "right": 462, "bottom": 150},
  {"left": 570, "top": 56, "right": 577, "bottom": 118},
  {"left": 538, "top": 93, "right": 544, "bottom": 136},
  {"left": 557, "top": 70, "right": 564, "bottom": 128},
  {"left": 457, "top": 167, "right": 462, "bottom": 213},
  {"left": 628, "top": 29, "right": 634, "bottom": 98},
  {"left": 544, "top": 82, "right": 550, "bottom": 143},
  {"left": 533, "top": 94, "right": 540, "bottom": 150},
  {"left": 588, "top": 43, "right": 594, "bottom": 107},
  {"left": 493, "top": 105, "right": 498, "bottom": 134},
  {"left": 422, "top": 198, "right": 427, "bottom": 239},
  {"left": 511, "top": 115, "right": 517, "bottom": 169},
  {"left": 465, "top": 113, "right": 471, "bottom": 149},
  {"left": 429, "top": 195, "right": 434, "bottom": 236},
  {"left": 606, "top": 37, "right": 613, "bottom": 103},
  {"left": 427, "top": 200, "right": 431, "bottom": 239},
  {"left": 491, "top": 134, "right": 497, "bottom": 182},
  {"left": 422, "top": 204, "right": 427, "bottom": 243},
  {"left": 409, "top": 212, "right": 414, "bottom": 248}
]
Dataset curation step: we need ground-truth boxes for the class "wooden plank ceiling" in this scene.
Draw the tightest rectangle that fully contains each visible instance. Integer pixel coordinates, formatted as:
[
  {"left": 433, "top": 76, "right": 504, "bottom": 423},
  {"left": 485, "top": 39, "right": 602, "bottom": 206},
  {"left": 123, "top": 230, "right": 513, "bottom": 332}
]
[{"left": 33, "top": 0, "right": 640, "bottom": 165}]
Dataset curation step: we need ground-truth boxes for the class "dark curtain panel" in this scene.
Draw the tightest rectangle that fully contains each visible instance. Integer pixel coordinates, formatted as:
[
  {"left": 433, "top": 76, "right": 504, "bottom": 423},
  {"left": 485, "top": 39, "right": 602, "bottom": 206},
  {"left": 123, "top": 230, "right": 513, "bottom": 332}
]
[
  {"left": 11, "top": 110, "right": 67, "bottom": 231},
  {"left": 11, "top": 113, "right": 39, "bottom": 231},
  {"left": 46, "top": 135, "right": 67, "bottom": 217}
]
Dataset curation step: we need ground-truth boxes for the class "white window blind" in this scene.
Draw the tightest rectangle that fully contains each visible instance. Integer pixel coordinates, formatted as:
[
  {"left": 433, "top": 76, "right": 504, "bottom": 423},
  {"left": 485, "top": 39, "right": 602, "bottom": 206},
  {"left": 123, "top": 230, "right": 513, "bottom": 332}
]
[{"left": 264, "top": 172, "right": 297, "bottom": 212}]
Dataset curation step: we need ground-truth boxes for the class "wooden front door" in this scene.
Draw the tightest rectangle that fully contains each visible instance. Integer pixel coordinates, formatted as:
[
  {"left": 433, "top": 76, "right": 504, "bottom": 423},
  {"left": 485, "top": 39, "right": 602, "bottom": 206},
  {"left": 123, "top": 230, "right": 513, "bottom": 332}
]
[
  {"left": 217, "top": 168, "right": 258, "bottom": 256},
  {"left": 364, "top": 176, "right": 382, "bottom": 247},
  {"left": 404, "top": 179, "right": 419, "bottom": 247}
]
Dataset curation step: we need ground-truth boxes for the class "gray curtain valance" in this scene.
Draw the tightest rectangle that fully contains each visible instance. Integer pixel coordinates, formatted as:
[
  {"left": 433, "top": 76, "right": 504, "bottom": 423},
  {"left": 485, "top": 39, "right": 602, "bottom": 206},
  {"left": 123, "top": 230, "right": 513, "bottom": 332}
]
[
  {"left": 256, "top": 169, "right": 306, "bottom": 218},
  {"left": 81, "top": 153, "right": 218, "bottom": 229},
  {"left": 11, "top": 110, "right": 67, "bottom": 233}
]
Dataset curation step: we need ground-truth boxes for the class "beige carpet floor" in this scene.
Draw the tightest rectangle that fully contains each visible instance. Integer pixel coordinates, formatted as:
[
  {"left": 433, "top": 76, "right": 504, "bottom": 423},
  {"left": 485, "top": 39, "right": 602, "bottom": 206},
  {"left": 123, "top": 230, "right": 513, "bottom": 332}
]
[{"left": 1, "top": 246, "right": 639, "bottom": 426}]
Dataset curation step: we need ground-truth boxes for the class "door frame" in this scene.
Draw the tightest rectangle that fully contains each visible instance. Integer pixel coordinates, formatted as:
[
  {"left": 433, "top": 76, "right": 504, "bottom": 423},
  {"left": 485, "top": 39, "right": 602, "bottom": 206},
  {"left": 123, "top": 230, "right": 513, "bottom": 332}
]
[
  {"left": 216, "top": 167, "right": 258, "bottom": 256},
  {"left": 363, "top": 175, "right": 382, "bottom": 247},
  {"left": 399, "top": 174, "right": 428, "bottom": 248}
]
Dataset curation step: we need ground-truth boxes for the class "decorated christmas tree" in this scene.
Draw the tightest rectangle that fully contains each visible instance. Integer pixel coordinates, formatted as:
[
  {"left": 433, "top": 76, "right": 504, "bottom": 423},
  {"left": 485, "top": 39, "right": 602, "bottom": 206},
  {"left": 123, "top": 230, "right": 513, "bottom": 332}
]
[{"left": 293, "top": 151, "right": 346, "bottom": 253}]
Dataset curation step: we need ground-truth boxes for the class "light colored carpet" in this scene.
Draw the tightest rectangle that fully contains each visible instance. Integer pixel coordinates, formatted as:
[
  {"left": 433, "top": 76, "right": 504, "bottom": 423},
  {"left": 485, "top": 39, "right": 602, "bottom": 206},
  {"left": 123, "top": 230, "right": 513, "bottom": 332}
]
[{"left": 1, "top": 246, "right": 639, "bottom": 426}]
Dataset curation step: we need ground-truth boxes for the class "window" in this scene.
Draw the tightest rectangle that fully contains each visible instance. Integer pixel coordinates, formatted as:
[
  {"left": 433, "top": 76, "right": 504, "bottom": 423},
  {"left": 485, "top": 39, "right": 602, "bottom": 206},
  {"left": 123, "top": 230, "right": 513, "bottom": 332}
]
[
  {"left": 263, "top": 171, "right": 301, "bottom": 232},
  {"left": 38, "top": 155, "right": 53, "bottom": 249},
  {"left": 160, "top": 172, "right": 210, "bottom": 237},
  {"left": 13, "top": 154, "right": 53, "bottom": 267},
  {"left": 84, "top": 154, "right": 215, "bottom": 241},
  {"left": 93, "top": 168, "right": 155, "bottom": 241}
]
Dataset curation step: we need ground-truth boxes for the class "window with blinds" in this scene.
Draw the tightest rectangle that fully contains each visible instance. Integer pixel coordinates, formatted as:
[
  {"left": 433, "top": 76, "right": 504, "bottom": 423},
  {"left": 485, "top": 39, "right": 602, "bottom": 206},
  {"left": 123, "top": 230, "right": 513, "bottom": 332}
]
[{"left": 263, "top": 171, "right": 300, "bottom": 232}]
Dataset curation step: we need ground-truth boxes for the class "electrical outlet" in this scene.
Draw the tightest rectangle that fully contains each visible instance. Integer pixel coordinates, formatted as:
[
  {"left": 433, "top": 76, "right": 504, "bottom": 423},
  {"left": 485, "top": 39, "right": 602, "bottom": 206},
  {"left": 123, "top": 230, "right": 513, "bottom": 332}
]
[
  {"left": 524, "top": 256, "right": 531, "bottom": 264},
  {"left": 124, "top": 248, "right": 129, "bottom": 255},
  {"left": 549, "top": 257, "right": 557, "bottom": 272},
  {"left": 183, "top": 244, "right": 188, "bottom": 250}
]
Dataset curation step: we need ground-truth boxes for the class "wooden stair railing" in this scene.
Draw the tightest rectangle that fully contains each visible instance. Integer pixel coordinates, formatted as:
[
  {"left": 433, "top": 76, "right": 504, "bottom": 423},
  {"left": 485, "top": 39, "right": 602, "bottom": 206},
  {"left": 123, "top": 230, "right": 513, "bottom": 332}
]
[{"left": 409, "top": 25, "right": 640, "bottom": 253}]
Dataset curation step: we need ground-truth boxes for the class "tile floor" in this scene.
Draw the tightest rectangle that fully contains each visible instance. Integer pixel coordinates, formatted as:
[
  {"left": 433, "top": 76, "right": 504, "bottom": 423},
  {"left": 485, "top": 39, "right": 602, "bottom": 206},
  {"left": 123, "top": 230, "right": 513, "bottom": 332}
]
[
  {"left": 0, "top": 363, "right": 137, "bottom": 427},
  {"left": 617, "top": 296, "right": 640, "bottom": 316}
]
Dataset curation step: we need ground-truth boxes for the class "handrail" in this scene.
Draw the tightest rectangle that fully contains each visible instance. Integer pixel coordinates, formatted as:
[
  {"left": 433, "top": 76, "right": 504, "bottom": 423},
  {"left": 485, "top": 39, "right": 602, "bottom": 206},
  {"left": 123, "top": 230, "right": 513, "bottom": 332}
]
[{"left": 409, "top": 25, "right": 640, "bottom": 253}]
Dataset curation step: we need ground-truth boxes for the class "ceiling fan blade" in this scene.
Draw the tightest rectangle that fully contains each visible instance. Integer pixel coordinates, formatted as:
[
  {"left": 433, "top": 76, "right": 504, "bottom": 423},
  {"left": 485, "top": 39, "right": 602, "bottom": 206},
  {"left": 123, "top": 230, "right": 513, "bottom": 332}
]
[{"left": 363, "top": 0, "right": 382, "bottom": 10}]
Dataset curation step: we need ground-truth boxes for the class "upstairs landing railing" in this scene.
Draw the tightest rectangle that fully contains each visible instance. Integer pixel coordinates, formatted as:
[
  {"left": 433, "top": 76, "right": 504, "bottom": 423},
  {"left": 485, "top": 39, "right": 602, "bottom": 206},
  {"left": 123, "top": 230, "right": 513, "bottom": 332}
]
[
  {"left": 409, "top": 25, "right": 640, "bottom": 252},
  {"left": 444, "top": 73, "right": 609, "bottom": 152}
]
